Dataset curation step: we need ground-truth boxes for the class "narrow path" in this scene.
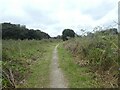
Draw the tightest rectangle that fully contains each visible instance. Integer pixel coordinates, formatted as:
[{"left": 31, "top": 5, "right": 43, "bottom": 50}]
[{"left": 50, "top": 44, "right": 68, "bottom": 88}]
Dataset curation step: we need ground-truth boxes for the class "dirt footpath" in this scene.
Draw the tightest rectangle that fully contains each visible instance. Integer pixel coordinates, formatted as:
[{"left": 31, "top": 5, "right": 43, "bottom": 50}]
[{"left": 50, "top": 44, "right": 68, "bottom": 88}]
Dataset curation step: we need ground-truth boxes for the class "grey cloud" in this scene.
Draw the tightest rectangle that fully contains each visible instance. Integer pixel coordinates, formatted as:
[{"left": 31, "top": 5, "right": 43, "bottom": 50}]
[
  {"left": 23, "top": 6, "right": 59, "bottom": 25},
  {"left": 0, "top": 0, "right": 117, "bottom": 37},
  {"left": 0, "top": 15, "right": 27, "bottom": 25},
  {"left": 82, "top": 1, "right": 115, "bottom": 20}
]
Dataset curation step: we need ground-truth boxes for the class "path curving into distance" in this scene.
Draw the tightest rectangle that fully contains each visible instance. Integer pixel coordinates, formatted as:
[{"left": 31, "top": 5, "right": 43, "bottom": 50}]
[{"left": 50, "top": 44, "right": 68, "bottom": 88}]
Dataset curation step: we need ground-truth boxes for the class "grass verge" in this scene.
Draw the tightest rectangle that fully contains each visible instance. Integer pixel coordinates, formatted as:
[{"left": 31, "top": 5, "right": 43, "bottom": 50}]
[
  {"left": 58, "top": 43, "right": 99, "bottom": 88},
  {"left": 20, "top": 42, "right": 57, "bottom": 88},
  {"left": 2, "top": 39, "right": 60, "bottom": 88}
]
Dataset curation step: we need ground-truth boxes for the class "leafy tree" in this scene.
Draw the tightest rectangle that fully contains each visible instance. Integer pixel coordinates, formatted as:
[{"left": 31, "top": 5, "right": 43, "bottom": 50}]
[
  {"left": 62, "top": 29, "right": 75, "bottom": 41},
  {"left": 2, "top": 22, "right": 50, "bottom": 40}
]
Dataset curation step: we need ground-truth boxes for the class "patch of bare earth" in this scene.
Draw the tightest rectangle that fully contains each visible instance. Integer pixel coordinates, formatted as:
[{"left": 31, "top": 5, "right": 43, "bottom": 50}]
[{"left": 50, "top": 44, "right": 68, "bottom": 88}]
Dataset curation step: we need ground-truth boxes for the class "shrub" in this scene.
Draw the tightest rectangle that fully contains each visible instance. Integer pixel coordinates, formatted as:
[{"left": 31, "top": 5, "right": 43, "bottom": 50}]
[{"left": 63, "top": 31, "right": 118, "bottom": 87}]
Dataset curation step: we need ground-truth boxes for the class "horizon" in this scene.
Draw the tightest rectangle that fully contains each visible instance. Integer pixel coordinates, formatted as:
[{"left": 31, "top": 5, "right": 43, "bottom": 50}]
[{"left": 0, "top": 0, "right": 118, "bottom": 37}]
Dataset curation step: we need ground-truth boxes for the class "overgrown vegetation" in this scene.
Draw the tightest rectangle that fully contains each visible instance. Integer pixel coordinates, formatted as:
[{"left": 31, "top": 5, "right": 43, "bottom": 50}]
[
  {"left": 58, "top": 44, "right": 98, "bottom": 88},
  {"left": 62, "top": 28, "right": 119, "bottom": 88},
  {"left": 2, "top": 39, "right": 58, "bottom": 88},
  {"left": 2, "top": 21, "right": 119, "bottom": 88}
]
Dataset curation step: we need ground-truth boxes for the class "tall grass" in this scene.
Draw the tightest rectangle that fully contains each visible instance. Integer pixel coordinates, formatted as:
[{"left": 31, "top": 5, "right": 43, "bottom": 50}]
[
  {"left": 58, "top": 44, "right": 98, "bottom": 88},
  {"left": 2, "top": 39, "right": 57, "bottom": 88},
  {"left": 63, "top": 33, "right": 119, "bottom": 87}
]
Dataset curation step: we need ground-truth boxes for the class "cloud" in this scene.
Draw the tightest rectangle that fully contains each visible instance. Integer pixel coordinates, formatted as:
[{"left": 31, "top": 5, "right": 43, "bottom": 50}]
[
  {"left": 0, "top": 0, "right": 118, "bottom": 37},
  {"left": 81, "top": 0, "right": 116, "bottom": 20}
]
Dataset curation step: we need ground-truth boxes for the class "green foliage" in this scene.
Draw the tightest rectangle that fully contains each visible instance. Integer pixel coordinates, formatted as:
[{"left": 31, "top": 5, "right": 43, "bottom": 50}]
[
  {"left": 2, "top": 40, "right": 56, "bottom": 88},
  {"left": 21, "top": 42, "right": 57, "bottom": 88},
  {"left": 2, "top": 22, "right": 50, "bottom": 40},
  {"left": 63, "top": 29, "right": 119, "bottom": 87},
  {"left": 58, "top": 44, "right": 98, "bottom": 88},
  {"left": 62, "top": 29, "right": 75, "bottom": 41}
]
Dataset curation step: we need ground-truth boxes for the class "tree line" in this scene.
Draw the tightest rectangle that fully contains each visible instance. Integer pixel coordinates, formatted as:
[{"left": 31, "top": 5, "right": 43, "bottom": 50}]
[
  {"left": 2, "top": 22, "right": 118, "bottom": 40},
  {"left": 2, "top": 22, "right": 50, "bottom": 40}
]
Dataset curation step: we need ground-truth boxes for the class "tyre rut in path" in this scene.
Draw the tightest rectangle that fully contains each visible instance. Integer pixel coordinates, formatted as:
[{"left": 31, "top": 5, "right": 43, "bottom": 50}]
[{"left": 50, "top": 44, "right": 68, "bottom": 88}]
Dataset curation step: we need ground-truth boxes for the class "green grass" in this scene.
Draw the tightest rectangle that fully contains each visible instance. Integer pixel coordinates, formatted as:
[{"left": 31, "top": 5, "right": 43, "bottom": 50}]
[
  {"left": 2, "top": 39, "right": 59, "bottom": 88},
  {"left": 58, "top": 43, "right": 99, "bottom": 88},
  {"left": 21, "top": 42, "right": 57, "bottom": 88},
  {"left": 61, "top": 34, "right": 118, "bottom": 87}
]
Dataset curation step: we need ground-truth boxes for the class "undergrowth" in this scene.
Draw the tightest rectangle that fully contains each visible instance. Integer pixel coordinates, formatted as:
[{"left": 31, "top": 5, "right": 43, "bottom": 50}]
[
  {"left": 2, "top": 39, "right": 59, "bottom": 88},
  {"left": 58, "top": 44, "right": 98, "bottom": 88},
  {"left": 63, "top": 32, "right": 119, "bottom": 88}
]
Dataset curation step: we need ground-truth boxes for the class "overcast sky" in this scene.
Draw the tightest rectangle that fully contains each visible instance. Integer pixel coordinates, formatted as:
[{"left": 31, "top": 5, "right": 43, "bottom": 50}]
[{"left": 0, "top": 0, "right": 119, "bottom": 37}]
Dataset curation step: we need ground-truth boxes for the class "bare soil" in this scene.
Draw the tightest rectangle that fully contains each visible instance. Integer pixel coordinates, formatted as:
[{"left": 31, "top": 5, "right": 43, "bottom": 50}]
[{"left": 50, "top": 44, "right": 68, "bottom": 88}]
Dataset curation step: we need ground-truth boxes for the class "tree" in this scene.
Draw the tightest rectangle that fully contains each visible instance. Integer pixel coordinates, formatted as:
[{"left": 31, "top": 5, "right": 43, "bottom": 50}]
[
  {"left": 62, "top": 29, "right": 75, "bottom": 41},
  {"left": 2, "top": 22, "right": 50, "bottom": 40}
]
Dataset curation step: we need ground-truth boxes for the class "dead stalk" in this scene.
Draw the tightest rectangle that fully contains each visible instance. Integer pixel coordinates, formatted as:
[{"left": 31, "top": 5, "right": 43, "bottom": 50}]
[
  {"left": 9, "top": 68, "right": 16, "bottom": 88},
  {"left": 2, "top": 70, "right": 14, "bottom": 87}
]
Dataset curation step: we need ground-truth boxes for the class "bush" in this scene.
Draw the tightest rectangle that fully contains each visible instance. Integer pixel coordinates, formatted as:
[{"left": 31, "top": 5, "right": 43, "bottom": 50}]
[{"left": 63, "top": 31, "right": 119, "bottom": 87}]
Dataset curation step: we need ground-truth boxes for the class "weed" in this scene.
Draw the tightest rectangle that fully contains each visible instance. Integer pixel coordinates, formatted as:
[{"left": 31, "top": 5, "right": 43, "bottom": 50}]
[{"left": 62, "top": 32, "right": 118, "bottom": 87}]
